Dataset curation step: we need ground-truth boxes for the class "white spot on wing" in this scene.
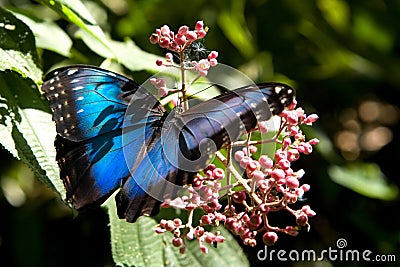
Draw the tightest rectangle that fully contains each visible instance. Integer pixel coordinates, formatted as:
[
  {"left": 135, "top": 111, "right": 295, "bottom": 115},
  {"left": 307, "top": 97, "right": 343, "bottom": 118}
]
[
  {"left": 67, "top": 69, "right": 79, "bottom": 76},
  {"left": 77, "top": 109, "right": 84, "bottom": 114}
]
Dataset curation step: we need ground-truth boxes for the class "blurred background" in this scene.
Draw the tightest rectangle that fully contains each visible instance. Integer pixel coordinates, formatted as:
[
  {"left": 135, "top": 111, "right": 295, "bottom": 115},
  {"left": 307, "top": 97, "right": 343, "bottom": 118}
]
[{"left": 1, "top": 0, "right": 399, "bottom": 266}]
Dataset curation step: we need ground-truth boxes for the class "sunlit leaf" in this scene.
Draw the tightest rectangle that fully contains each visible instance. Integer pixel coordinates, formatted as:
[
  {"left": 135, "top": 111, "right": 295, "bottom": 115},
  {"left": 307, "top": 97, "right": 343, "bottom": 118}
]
[
  {"left": 353, "top": 10, "right": 394, "bottom": 52},
  {"left": 37, "top": 0, "right": 114, "bottom": 57},
  {"left": 217, "top": 0, "right": 255, "bottom": 58},
  {"left": 328, "top": 163, "right": 398, "bottom": 200},
  {"left": 0, "top": 71, "right": 64, "bottom": 196},
  {"left": 106, "top": 197, "right": 249, "bottom": 267},
  {"left": 13, "top": 12, "right": 72, "bottom": 57},
  {"left": 0, "top": 8, "right": 41, "bottom": 82},
  {"left": 317, "top": 0, "right": 350, "bottom": 32}
]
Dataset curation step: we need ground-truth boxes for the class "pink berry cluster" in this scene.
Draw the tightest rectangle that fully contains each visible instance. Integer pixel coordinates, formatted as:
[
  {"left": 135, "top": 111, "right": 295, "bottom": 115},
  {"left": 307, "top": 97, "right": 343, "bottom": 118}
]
[
  {"left": 150, "top": 21, "right": 218, "bottom": 89},
  {"left": 155, "top": 165, "right": 227, "bottom": 253},
  {"left": 155, "top": 99, "right": 319, "bottom": 253}
]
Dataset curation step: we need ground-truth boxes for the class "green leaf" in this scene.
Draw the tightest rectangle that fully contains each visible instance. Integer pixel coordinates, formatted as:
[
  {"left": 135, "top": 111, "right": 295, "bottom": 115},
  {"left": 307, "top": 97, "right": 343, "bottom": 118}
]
[
  {"left": 328, "top": 163, "right": 398, "bottom": 200},
  {"left": 77, "top": 29, "right": 161, "bottom": 73},
  {"left": 106, "top": 198, "right": 165, "bottom": 267},
  {"left": 107, "top": 197, "right": 249, "bottom": 267},
  {"left": 37, "top": 0, "right": 114, "bottom": 57},
  {"left": 218, "top": 0, "right": 255, "bottom": 58},
  {"left": 0, "top": 71, "right": 65, "bottom": 196},
  {"left": 0, "top": 7, "right": 63, "bottom": 195},
  {"left": 13, "top": 12, "right": 72, "bottom": 57},
  {"left": 0, "top": 8, "right": 41, "bottom": 83}
]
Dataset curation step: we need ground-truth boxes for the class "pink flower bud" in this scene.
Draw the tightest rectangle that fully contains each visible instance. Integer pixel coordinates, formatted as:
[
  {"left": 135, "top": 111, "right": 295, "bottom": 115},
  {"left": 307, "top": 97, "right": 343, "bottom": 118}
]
[
  {"left": 301, "top": 183, "right": 310, "bottom": 192},
  {"left": 158, "top": 87, "right": 169, "bottom": 97},
  {"left": 212, "top": 168, "right": 225, "bottom": 180},
  {"left": 251, "top": 170, "right": 264, "bottom": 183},
  {"left": 258, "top": 180, "right": 269, "bottom": 191},
  {"left": 232, "top": 191, "right": 246, "bottom": 203},
  {"left": 303, "top": 142, "right": 313, "bottom": 154},
  {"left": 259, "top": 155, "right": 273, "bottom": 169},
  {"left": 296, "top": 107, "right": 305, "bottom": 118},
  {"left": 149, "top": 33, "right": 159, "bottom": 44},
  {"left": 271, "top": 169, "right": 286, "bottom": 180},
  {"left": 215, "top": 212, "right": 226, "bottom": 222},
  {"left": 214, "top": 235, "right": 225, "bottom": 243},
  {"left": 159, "top": 36, "right": 170, "bottom": 48},
  {"left": 195, "top": 20, "right": 204, "bottom": 31},
  {"left": 258, "top": 120, "right": 269, "bottom": 133},
  {"left": 308, "top": 138, "right": 320, "bottom": 145},
  {"left": 263, "top": 231, "right": 278, "bottom": 245},
  {"left": 275, "top": 149, "right": 287, "bottom": 161},
  {"left": 249, "top": 145, "right": 257, "bottom": 154},
  {"left": 173, "top": 218, "right": 182, "bottom": 227},
  {"left": 296, "top": 214, "right": 308, "bottom": 226},
  {"left": 304, "top": 114, "right": 319, "bottom": 125},
  {"left": 165, "top": 220, "right": 175, "bottom": 231},
  {"left": 302, "top": 205, "right": 316, "bottom": 217},
  {"left": 247, "top": 214, "right": 262, "bottom": 230},
  {"left": 197, "top": 29, "right": 207, "bottom": 38},
  {"left": 194, "top": 59, "right": 210, "bottom": 76},
  {"left": 209, "top": 58, "right": 218, "bottom": 66},
  {"left": 208, "top": 51, "right": 218, "bottom": 59},
  {"left": 247, "top": 160, "right": 260, "bottom": 172},
  {"left": 285, "top": 110, "right": 298, "bottom": 124},
  {"left": 175, "top": 34, "right": 186, "bottom": 45},
  {"left": 287, "top": 149, "right": 300, "bottom": 161},
  {"left": 200, "top": 244, "right": 208, "bottom": 253},
  {"left": 201, "top": 215, "right": 213, "bottom": 225},
  {"left": 278, "top": 159, "right": 291, "bottom": 170},
  {"left": 286, "top": 177, "right": 300, "bottom": 189},
  {"left": 234, "top": 150, "right": 245, "bottom": 161},
  {"left": 169, "top": 41, "right": 178, "bottom": 51},
  {"left": 178, "top": 25, "right": 189, "bottom": 35},
  {"left": 165, "top": 52, "right": 173, "bottom": 62},
  {"left": 160, "top": 25, "right": 170, "bottom": 36},
  {"left": 296, "top": 169, "right": 305, "bottom": 178},
  {"left": 186, "top": 30, "right": 197, "bottom": 41},
  {"left": 195, "top": 226, "right": 205, "bottom": 237},
  {"left": 294, "top": 187, "right": 304, "bottom": 197},
  {"left": 240, "top": 156, "right": 251, "bottom": 169},
  {"left": 204, "top": 232, "right": 216, "bottom": 244},
  {"left": 155, "top": 59, "right": 163, "bottom": 66},
  {"left": 284, "top": 226, "right": 299, "bottom": 236},
  {"left": 172, "top": 237, "right": 183, "bottom": 247},
  {"left": 282, "top": 138, "right": 291, "bottom": 149},
  {"left": 289, "top": 127, "right": 299, "bottom": 136}
]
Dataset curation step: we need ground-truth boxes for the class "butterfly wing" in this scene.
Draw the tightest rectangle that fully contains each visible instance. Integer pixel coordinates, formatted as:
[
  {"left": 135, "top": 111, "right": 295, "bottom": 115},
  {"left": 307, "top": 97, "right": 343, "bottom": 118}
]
[
  {"left": 163, "top": 83, "right": 295, "bottom": 171},
  {"left": 42, "top": 66, "right": 165, "bottom": 210},
  {"left": 116, "top": 83, "right": 295, "bottom": 222}
]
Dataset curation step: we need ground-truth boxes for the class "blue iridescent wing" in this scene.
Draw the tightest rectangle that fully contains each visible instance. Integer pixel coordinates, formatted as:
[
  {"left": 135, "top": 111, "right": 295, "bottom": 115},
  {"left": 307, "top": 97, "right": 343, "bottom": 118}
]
[
  {"left": 42, "top": 66, "right": 165, "bottom": 210},
  {"left": 116, "top": 83, "right": 295, "bottom": 222}
]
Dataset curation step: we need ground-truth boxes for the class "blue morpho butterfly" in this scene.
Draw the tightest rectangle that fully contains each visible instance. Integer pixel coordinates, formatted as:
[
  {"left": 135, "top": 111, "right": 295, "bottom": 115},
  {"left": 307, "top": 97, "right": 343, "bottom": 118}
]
[{"left": 42, "top": 65, "right": 295, "bottom": 222}]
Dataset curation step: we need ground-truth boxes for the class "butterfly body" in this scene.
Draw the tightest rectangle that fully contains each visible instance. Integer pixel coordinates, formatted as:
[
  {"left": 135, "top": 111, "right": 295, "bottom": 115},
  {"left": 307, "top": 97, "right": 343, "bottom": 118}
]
[{"left": 42, "top": 65, "right": 294, "bottom": 222}]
